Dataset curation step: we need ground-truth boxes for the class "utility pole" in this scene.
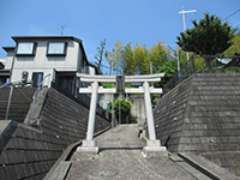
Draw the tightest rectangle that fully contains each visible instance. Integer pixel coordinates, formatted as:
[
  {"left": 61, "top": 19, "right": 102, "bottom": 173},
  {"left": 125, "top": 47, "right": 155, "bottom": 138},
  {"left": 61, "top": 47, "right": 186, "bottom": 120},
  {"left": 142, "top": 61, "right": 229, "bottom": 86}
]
[
  {"left": 178, "top": 8, "right": 197, "bottom": 61},
  {"left": 149, "top": 61, "right": 153, "bottom": 74},
  {"left": 177, "top": 49, "right": 181, "bottom": 79}
]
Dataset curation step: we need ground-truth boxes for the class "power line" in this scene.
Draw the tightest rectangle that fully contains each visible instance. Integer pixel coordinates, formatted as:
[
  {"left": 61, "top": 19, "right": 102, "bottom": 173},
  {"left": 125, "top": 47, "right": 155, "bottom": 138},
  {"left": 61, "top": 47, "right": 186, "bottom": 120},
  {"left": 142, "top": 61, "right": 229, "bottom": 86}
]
[{"left": 224, "top": 8, "right": 240, "bottom": 21}]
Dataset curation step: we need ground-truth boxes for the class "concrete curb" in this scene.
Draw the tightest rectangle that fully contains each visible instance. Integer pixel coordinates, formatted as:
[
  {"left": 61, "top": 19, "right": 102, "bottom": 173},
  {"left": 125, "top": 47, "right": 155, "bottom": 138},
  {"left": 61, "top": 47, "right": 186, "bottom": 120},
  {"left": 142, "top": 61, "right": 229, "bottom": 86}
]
[{"left": 178, "top": 152, "right": 240, "bottom": 180}]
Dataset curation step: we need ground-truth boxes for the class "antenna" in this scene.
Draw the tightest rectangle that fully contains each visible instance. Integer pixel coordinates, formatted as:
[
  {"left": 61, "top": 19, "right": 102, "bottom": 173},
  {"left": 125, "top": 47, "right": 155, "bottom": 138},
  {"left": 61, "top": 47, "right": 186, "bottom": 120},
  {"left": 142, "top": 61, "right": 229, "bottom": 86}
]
[
  {"left": 178, "top": 8, "right": 197, "bottom": 61},
  {"left": 178, "top": 9, "right": 197, "bottom": 31}
]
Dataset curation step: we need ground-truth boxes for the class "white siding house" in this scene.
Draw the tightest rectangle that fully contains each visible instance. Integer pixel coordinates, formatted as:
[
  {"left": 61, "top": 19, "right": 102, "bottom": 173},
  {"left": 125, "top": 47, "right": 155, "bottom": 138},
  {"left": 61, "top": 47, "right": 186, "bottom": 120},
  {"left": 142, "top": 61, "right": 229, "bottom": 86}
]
[{"left": 0, "top": 36, "right": 97, "bottom": 89}]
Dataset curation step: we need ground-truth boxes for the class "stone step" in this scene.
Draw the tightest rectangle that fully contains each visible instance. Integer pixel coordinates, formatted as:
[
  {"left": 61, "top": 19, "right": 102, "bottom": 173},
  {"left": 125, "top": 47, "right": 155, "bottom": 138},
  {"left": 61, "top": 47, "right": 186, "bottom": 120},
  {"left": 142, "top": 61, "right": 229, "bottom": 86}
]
[{"left": 96, "top": 124, "right": 145, "bottom": 149}]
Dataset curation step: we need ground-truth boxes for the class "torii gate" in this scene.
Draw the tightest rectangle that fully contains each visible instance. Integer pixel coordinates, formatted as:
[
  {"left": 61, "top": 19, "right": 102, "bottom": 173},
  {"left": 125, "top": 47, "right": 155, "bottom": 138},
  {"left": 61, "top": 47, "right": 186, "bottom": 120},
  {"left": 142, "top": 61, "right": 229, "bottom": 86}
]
[{"left": 77, "top": 73, "right": 167, "bottom": 155}]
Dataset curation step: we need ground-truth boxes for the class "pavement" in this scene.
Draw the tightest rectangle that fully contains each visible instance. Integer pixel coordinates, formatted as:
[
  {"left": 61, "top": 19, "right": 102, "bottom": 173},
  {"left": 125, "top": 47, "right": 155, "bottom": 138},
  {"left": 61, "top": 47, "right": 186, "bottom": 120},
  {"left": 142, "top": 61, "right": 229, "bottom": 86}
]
[{"left": 66, "top": 124, "right": 212, "bottom": 180}]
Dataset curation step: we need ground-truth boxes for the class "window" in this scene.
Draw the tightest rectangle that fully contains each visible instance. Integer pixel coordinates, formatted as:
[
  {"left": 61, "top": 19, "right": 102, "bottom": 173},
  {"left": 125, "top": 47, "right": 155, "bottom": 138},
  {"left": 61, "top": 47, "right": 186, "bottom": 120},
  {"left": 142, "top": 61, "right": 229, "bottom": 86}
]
[
  {"left": 16, "top": 42, "right": 36, "bottom": 56},
  {"left": 47, "top": 42, "right": 67, "bottom": 56}
]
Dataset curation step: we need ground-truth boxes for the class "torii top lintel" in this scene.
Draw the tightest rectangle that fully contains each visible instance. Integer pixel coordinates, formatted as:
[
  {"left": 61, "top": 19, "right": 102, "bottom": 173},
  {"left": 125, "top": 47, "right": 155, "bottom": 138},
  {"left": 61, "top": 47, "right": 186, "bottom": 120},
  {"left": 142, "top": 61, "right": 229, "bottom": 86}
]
[{"left": 76, "top": 73, "right": 165, "bottom": 83}]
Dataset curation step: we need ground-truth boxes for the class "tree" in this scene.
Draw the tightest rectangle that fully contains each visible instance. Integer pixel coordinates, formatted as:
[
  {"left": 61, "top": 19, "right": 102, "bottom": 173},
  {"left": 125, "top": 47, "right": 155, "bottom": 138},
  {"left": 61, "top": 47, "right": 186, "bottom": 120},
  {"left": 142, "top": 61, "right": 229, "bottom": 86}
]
[
  {"left": 178, "top": 49, "right": 206, "bottom": 74},
  {"left": 94, "top": 39, "right": 106, "bottom": 72},
  {"left": 148, "top": 43, "right": 168, "bottom": 73},
  {"left": 122, "top": 43, "right": 168, "bottom": 75},
  {"left": 108, "top": 98, "right": 132, "bottom": 124},
  {"left": 134, "top": 44, "right": 149, "bottom": 74},
  {"left": 122, "top": 43, "right": 136, "bottom": 75},
  {"left": 224, "top": 35, "right": 240, "bottom": 56},
  {"left": 105, "top": 41, "right": 177, "bottom": 77},
  {"left": 105, "top": 41, "right": 123, "bottom": 74},
  {"left": 158, "top": 60, "right": 176, "bottom": 77},
  {"left": 177, "top": 13, "right": 234, "bottom": 69}
]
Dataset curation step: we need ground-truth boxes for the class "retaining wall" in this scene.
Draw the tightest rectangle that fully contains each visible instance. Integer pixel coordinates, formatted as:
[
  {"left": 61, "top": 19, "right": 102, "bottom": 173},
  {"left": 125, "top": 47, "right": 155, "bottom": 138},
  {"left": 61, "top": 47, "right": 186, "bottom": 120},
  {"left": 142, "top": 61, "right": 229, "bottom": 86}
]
[
  {"left": 0, "top": 87, "right": 35, "bottom": 122},
  {"left": 154, "top": 73, "right": 240, "bottom": 176},
  {"left": 0, "top": 88, "right": 110, "bottom": 180}
]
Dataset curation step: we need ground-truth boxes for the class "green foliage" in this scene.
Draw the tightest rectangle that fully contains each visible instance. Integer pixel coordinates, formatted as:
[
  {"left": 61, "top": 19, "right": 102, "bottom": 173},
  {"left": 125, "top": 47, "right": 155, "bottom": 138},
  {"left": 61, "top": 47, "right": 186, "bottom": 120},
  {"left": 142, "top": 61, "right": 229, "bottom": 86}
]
[
  {"left": 224, "top": 35, "right": 240, "bottom": 56},
  {"left": 122, "top": 43, "right": 136, "bottom": 75},
  {"left": 148, "top": 43, "right": 167, "bottom": 71},
  {"left": 193, "top": 55, "right": 206, "bottom": 71},
  {"left": 134, "top": 44, "right": 149, "bottom": 74},
  {"left": 178, "top": 49, "right": 206, "bottom": 74},
  {"left": 108, "top": 98, "right": 132, "bottom": 123},
  {"left": 223, "top": 67, "right": 240, "bottom": 73},
  {"left": 102, "top": 82, "right": 113, "bottom": 88},
  {"left": 177, "top": 13, "right": 234, "bottom": 69},
  {"left": 109, "top": 42, "right": 176, "bottom": 76},
  {"left": 158, "top": 60, "right": 176, "bottom": 77}
]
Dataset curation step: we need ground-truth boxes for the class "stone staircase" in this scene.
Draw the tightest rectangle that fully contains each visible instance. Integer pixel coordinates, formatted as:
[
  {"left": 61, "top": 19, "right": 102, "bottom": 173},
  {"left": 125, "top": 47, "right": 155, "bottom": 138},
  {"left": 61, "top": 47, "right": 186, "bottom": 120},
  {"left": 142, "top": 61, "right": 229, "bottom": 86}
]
[
  {"left": 95, "top": 124, "right": 144, "bottom": 149},
  {"left": 63, "top": 124, "right": 215, "bottom": 180}
]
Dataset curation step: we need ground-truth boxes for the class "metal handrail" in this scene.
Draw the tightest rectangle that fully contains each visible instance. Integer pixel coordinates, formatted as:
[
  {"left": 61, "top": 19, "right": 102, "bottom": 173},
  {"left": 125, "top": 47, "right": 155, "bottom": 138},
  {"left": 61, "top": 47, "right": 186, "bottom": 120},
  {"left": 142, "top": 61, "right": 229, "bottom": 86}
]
[
  {"left": 36, "top": 73, "right": 51, "bottom": 89},
  {"left": 2, "top": 73, "right": 51, "bottom": 120}
]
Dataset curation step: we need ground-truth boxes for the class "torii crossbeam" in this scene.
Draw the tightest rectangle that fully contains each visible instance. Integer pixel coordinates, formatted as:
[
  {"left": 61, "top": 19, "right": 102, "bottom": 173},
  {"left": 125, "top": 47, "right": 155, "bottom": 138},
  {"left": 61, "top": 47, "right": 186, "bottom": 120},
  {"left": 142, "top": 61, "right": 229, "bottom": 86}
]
[{"left": 77, "top": 73, "right": 167, "bottom": 155}]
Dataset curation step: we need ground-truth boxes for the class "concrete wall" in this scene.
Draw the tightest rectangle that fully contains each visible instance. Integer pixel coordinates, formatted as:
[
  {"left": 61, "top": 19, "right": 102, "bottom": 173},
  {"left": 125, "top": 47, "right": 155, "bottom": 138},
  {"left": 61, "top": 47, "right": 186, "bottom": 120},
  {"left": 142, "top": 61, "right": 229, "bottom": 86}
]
[
  {"left": 0, "top": 88, "right": 110, "bottom": 180},
  {"left": 154, "top": 73, "right": 240, "bottom": 176},
  {"left": 130, "top": 95, "right": 146, "bottom": 126}
]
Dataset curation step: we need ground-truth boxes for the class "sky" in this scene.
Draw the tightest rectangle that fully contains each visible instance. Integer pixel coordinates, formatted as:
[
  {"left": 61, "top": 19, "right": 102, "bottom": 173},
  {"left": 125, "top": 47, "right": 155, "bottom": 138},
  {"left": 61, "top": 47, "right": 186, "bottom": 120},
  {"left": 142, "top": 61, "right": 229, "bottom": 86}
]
[{"left": 0, "top": 0, "right": 240, "bottom": 64}]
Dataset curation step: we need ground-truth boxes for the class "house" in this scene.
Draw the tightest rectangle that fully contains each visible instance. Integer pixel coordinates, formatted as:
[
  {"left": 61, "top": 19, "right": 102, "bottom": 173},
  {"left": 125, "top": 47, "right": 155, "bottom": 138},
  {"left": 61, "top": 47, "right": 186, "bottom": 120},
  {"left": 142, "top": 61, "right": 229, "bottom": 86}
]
[
  {"left": 0, "top": 36, "right": 96, "bottom": 88},
  {"left": 0, "top": 58, "right": 8, "bottom": 86},
  {"left": 0, "top": 36, "right": 97, "bottom": 93}
]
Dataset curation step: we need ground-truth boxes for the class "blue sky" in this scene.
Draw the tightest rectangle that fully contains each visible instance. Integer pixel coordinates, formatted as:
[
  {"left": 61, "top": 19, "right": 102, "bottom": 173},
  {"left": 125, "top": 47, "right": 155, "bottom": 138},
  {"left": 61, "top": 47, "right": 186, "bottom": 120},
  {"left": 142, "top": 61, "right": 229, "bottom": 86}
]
[{"left": 0, "top": 0, "right": 240, "bottom": 64}]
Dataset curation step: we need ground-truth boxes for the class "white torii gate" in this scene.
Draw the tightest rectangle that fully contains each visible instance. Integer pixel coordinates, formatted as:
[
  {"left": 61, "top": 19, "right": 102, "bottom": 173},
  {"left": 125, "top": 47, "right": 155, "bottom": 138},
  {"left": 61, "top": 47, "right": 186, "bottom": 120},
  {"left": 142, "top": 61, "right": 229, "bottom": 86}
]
[{"left": 77, "top": 73, "right": 167, "bottom": 154}]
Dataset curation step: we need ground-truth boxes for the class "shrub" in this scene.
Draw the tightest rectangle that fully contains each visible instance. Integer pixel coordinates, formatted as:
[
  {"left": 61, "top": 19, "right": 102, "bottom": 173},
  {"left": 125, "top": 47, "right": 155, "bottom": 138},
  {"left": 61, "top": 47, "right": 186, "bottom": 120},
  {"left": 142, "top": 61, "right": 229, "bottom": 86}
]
[{"left": 108, "top": 98, "right": 132, "bottom": 123}]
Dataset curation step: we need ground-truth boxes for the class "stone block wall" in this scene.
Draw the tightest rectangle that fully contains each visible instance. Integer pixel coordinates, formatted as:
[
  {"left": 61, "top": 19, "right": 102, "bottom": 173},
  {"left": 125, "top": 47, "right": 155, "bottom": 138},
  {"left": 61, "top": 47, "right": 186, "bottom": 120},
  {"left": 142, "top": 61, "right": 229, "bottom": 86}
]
[
  {"left": 154, "top": 73, "right": 240, "bottom": 176},
  {"left": 154, "top": 76, "right": 193, "bottom": 151},
  {"left": 0, "top": 121, "right": 60, "bottom": 180},
  {"left": 0, "top": 87, "right": 35, "bottom": 122},
  {"left": 0, "top": 88, "right": 110, "bottom": 180}
]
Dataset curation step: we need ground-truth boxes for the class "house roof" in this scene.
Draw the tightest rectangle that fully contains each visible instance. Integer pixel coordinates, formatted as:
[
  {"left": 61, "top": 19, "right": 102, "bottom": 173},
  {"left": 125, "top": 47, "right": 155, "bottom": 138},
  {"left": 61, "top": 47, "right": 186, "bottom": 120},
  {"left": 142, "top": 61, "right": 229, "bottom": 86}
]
[
  {"left": 2, "top": 46, "right": 15, "bottom": 52},
  {"left": 0, "top": 62, "right": 4, "bottom": 70},
  {"left": 3, "top": 36, "right": 82, "bottom": 52},
  {"left": 12, "top": 36, "right": 82, "bottom": 43},
  {"left": 0, "top": 58, "right": 6, "bottom": 70}
]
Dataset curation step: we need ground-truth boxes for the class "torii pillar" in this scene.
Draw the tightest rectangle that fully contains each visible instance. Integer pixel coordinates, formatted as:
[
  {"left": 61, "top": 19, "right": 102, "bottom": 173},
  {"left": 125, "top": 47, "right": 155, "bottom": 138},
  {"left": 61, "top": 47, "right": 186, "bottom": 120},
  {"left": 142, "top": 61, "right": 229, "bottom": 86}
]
[
  {"left": 78, "top": 81, "right": 99, "bottom": 153},
  {"left": 143, "top": 81, "right": 167, "bottom": 154}
]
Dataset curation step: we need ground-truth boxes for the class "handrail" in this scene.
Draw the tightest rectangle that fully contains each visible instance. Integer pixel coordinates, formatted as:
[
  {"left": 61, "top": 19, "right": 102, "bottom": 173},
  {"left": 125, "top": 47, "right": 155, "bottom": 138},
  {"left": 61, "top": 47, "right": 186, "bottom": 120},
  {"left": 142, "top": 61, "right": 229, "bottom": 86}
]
[
  {"left": 1, "top": 80, "right": 32, "bottom": 120},
  {"left": 0, "top": 82, "right": 11, "bottom": 89},
  {"left": 36, "top": 73, "right": 51, "bottom": 89}
]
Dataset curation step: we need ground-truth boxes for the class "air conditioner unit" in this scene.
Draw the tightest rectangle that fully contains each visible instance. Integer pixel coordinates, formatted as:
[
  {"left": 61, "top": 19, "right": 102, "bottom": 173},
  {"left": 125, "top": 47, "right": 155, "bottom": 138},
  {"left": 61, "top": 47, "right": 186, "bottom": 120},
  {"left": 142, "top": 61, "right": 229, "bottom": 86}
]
[{"left": 21, "top": 71, "right": 29, "bottom": 84}]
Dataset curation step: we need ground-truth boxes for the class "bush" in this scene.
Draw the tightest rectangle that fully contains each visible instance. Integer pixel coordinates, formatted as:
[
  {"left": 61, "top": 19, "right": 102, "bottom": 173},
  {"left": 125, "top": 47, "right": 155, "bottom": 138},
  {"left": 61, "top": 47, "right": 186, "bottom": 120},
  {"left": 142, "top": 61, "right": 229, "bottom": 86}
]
[{"left": 108, "top": 98, "right": 132, "bottom": 123}]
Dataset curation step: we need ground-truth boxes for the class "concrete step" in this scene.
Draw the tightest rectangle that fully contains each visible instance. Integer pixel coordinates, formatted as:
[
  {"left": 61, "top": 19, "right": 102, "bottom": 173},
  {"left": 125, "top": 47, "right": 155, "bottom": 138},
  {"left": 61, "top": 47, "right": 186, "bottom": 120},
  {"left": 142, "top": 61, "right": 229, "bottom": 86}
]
[{"left": 96, "top": 124, "right": 144, "bottom": 149}]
